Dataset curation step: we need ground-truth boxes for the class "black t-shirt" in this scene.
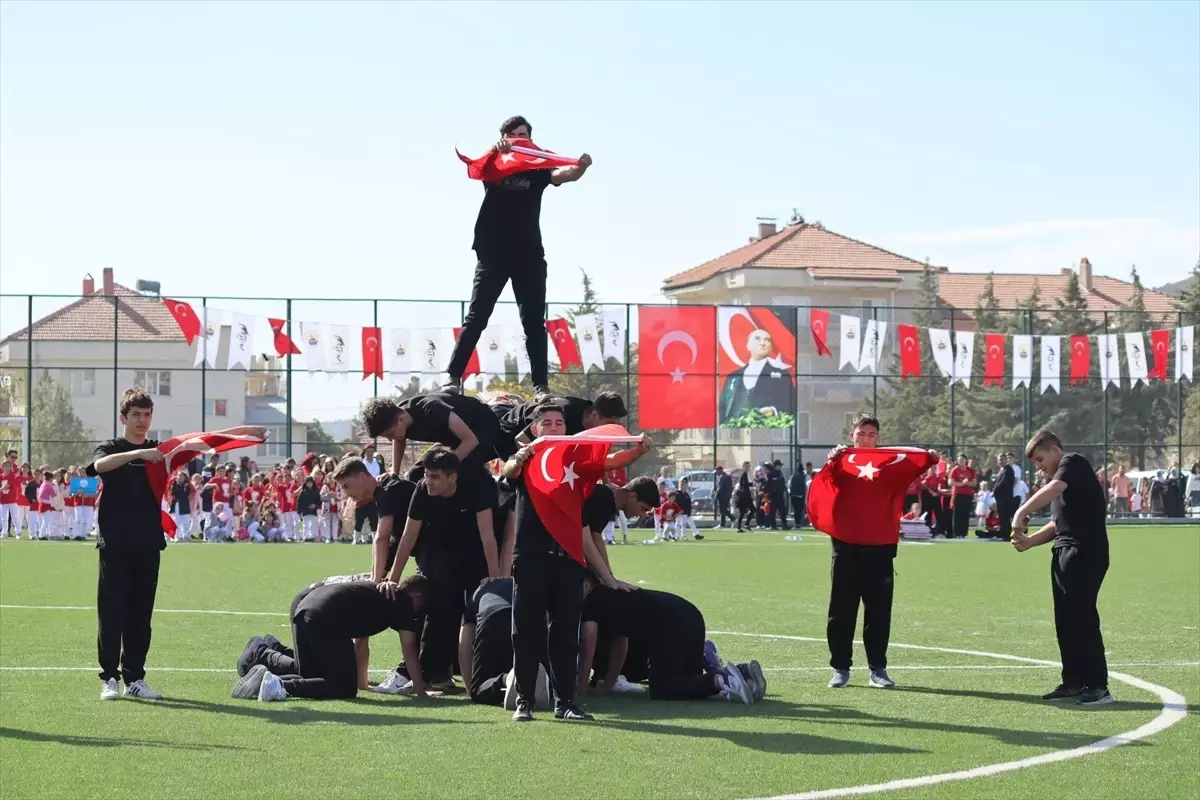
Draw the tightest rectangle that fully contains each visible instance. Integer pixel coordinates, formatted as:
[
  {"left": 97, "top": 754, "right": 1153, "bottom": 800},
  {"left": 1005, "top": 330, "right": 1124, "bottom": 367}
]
[
  {"left": 170, "top": 482, "right": 191, "bottom": 514},
  {"left": 583, "top": 484, "right": 617, "bottom": 535},
  {"left": 466, "top": 577, "right": 513, "bottom": 629},
  {"left": 294, "top": 581, "right": 422, "bottom": 637},
  {"left": 407, "top": 478, "right": 496, "bottom": 577},
  {"left": 471, "top": 168, "right": 554, "bottom": 258},
  {"left": 374, "top": 475, "right": 416, "bottom": 572},
  {"left": 501, "top": 396, "right": 591, "bottom": 439},
  {"left": 676, "top": 490, "right": 693, "bottom": 516},
  {"left": 298, "top": 487, "right": 321, "bottom": 517},
  {"left": 1050, "top": 453, "right": 1109, "bottom": 555},
  {"left": 582, "top": 587, "right": 703, "bottom": 646},
  {"left": 86, "top": 438, "right": 164, "bottom": 551},
  {"left": 401, "top": 393, "right": 501, "bottom": 459}
]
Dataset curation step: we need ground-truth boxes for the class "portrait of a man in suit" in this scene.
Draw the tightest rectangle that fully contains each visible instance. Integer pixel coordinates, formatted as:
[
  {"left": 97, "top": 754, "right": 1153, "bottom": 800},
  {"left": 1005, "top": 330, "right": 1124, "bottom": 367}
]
[{"left": 719, "top": 329, "right": 794, "bottom": 425}]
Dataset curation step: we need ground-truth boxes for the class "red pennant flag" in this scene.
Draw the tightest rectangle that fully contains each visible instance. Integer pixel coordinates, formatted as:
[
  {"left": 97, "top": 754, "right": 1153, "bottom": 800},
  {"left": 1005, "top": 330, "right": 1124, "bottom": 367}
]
[
  {"left": 897, "top": 324, "right": 921, "bottom": 378},
  {"left": 267, "top": 318, "right": 301, "bottom": 357},
  {"left": 148, "top": 431, "right": 267, "bottom": 537},
  {"left": 1149, "top": 329, "right": 1170, "bottom": 381},
  {"left": 524, "top": 425, "right": 641, "bottom": 564},
  {"left": 163, "top": 298, "right": 202, "bottom": 345},
  {"left": 1069, "top": 335, "right": 1090, "bottom": 385},
  {"left": 362, "top": 326, "right": 383, "bottom": 380},
  {"left": 638, "top": 306, "right": 717, "bottom": 430},
  {"left": 984, "top": 334, "right": 1006, "bottom": 386},
  {"left": 810, "top": 309, "right": 832, "bottom": 356},
  {"left": 453, "top": 327, "right": 481, "bottom": 379},
  {"left": 455, "top": 138, "right": 578, "bottom": 182},
  {"left": 807, "top": 447, "right": 937, "bottom": 546},
  {"left": 546, "top": 318, "right": 583, "bottom": 372}
]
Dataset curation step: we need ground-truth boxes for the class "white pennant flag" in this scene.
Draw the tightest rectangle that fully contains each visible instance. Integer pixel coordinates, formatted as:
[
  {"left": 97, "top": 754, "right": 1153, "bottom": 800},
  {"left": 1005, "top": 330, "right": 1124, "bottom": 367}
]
[
  {"left": 1178, "top": 325, "right": 1194, "bottom": 381},
  {"left": 477, "top": 327, "right": 508, "bottom": 379},
  {"left": 1098, "top": 333, "right": 1120, "bottom": 389},
  {"left": 953, "top": 331, "right": 975, "bottom": 386},
  {"left": 300, "top": 322, "right": 326, "bottom": 373},
  {"left": 416, "top": 328, "right": 452, "bottom": 389},
  {"left": 839, "top": 316, "right": 862, "bottom": 371},
  {"left": 325, "top": 325, "right": 350, "bottom": 374},
  {"left": 506, "top": 325, "right": 531, "bottom": 382},
  {"left": 1012, "top": 334, "right": 1033, "bottom": 389},
  {"left": 1124, "top": 332, "right": 1148, "bottom": 387},
  {"left": 385, "top": 327, "right": 413, "bottom": 385},
  {"left": 601, "top": 307, "right": 626, "bottom": 364},
  {"left": 193, "top": 307, "right": 220, "bottom": 369},
  {"left": 1040, "top": 335, "right": 1060, "bottom": 394},
  {"left": 226, "top": 312, "right": 255, "bottom": 371},
  {"left": 576, "top": 313, "right": 605, "bottom": 373},
  {"left": 858, "top": 320, "right": 888, "bottom": 373},
  {"left": 928, "top": 328, "right": 954, "bottom": 378}
]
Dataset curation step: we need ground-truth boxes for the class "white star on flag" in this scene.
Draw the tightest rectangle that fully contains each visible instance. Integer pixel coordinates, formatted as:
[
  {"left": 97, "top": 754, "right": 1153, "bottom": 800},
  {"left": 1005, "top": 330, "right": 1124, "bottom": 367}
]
[
  {"left": 669, "top": 367, "right": 686, "bottom": 383},
  {"left": 500, "top": 153, "right": 516, "bottom": 163},
  {"left": 561, "top": 462, "right": 578, "bottom": 488},
  {"left": 855, "top": 462, "right": 881, "bottom": 481}
]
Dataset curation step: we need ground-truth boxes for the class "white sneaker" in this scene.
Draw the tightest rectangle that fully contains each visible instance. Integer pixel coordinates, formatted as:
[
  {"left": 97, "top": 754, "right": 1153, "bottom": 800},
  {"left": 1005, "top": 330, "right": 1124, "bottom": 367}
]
[
  {"left": 124, "top": 679, "right": 163, "bottom": 700},
  {"left": 721, "top": 665, "right": 753, "bottom": 705},
  {"left": 503, "top": 669, "right": 518, "bottom": 711},
  {"left": 608, "top": 675, "right": 646, "bottom": 694},
  {"left": 869, "top": 668, "right": 896, "bottom": 688},
  {"left": 100, "top": 678, "right": 120, "bottom": 701},
  {"left": 258, "top": 672, "right": 286, "bottom": 702},
  {"left": 828, "top": 668, "right": 850, "bottom": 688},
  {"left": 371, "top": 670, "right": 412, "bottom": 694}
]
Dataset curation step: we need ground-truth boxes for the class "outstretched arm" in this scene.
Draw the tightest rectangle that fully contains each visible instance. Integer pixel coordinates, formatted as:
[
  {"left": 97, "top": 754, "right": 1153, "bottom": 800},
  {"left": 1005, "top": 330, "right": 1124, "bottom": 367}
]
[{"left": 550, "top": 154, "right": 592, "bottom": 185}]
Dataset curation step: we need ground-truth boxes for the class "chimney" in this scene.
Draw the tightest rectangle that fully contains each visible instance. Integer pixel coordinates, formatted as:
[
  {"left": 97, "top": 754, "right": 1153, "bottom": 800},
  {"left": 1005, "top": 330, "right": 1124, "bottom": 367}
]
[
  {"left": 1078, "top": 257, "right": 1093, "bottom": 291},
  {"left": 756, "top": 218, "right": 778, "bottom": 241},
  {"left": 82, "top": 273, "right": 95, "bottom": 296},
  {"left": 102, "top": 267, "right": 114, "bottom": 295}
]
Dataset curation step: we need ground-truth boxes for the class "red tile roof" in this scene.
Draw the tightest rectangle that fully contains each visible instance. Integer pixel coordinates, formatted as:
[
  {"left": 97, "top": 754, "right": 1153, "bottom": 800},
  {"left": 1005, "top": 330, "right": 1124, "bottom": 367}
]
[
  {"left": 937, "top": 273, "right": 1178, "bottom": 317},
  {"left": 663, "top": 223, "right": 930, "bottom": 289},
  {"left": 1, "top": 285, "right": 185, "bottom": 344},
  {"left": 809, "top": 267, "right": 902, "bottom": 281}
]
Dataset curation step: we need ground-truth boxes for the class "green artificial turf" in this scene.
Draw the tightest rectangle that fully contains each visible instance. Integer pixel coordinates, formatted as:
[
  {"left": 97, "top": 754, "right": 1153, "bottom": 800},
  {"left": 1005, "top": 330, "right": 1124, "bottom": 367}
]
[{"left": 0, "top": 526, "right": 1196, "bottom": 799}]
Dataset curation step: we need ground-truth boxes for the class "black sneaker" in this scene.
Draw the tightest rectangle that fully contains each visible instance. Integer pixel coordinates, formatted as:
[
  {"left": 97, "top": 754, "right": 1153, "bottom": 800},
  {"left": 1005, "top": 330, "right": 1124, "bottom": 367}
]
[
  {"left": 443, "top": 377, "right": 463, "bottom": 395},
  {"left": 512, "top": 701, "right": 534, "bottom": 722},
  {"left": 1077, "top": 687, "right": 1116, "bottom": 707},
  {"left": 1041, "top": 684, "right": 1084, "bottom": 700},
  {"left": 237, "top": 636, "right": 264, "bottom": 677},
  {"left": 553, "top": 703, "right": 595, "bottom": 721},
  {"left": 262, "top": 633, "right": 285, "bottom": 653},
  {"left": 533, "top": 385, "right": 551, "bottom": 403}
]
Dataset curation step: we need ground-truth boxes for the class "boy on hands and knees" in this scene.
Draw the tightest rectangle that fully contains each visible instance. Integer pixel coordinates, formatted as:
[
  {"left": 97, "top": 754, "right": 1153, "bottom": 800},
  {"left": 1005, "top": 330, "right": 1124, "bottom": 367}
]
[{"left": 1012, "top": 430, "right": 1114, "bottom": 706}]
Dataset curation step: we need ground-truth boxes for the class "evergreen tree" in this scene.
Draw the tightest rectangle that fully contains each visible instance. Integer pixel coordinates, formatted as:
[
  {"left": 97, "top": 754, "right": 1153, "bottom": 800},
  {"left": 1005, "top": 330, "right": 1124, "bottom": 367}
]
[
  {"left": 1037, "top": 269, "right": 1103, "bottom": 446},
  {"left": 305, "top": 419, "right": 345, "bottom": 457},
  {"left": 958, "top": 275, "right": 1031, "bottom": 456},
  {"left": 1173, "top": 261, "right": 1200, "bottom": 463},
  {"left": 1108, "top": 268, "right": 1174, "bottom": 469},
  {"left": 29, "top": 371, "right": 94, "bottom": 468}
]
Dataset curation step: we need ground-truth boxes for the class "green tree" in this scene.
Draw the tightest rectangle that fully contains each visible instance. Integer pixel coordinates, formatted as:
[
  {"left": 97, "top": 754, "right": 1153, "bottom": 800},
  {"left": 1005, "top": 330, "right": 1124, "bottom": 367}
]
[
  {"left": 30, "top": 370, "right": 94, "bottom": 468},
  {"left": 1174, "top": 260, "right": 1200, "bottom": 463},
  {"left": 305, "top": 419, "right": 345, "bottom": 458},
  {"left": 1036, "top": 269, "right": 1103, "bottom": 447},
  {"left": 1108, "top": 267, "right": 1174, "bottom": 468}
]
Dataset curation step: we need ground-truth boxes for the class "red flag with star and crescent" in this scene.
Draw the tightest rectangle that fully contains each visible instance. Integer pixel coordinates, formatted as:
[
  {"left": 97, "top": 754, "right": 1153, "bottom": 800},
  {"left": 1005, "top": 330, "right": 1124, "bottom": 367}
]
[
  {"left": 1069, "top": 335, "right": 1091, "bottom": 385},
  {"left": 456, "top": 138, "right": 579, "bottom": 182},
  {"left": 452, "top": 327, "right": 481, "bottom": 379},
  {"left": 1149, "top": 329, "right": 1170, "bottom": 381},
  {"left": 897, "top": 324, "right": 921, "bottom": 378},
  {"left": 524, "top": 424, "right": 643, "bottom": 565},
  {"left": 546, "top": 318, "right": 583, "bottom": 372},
  {"left": 807, "top": 447, "right": 937, "bottom": 546},
  {"left": 638, "top": 306, "right": 717, "bottom": 430},
  {"left": 164, "top": 298, "right": 202, "bottom": 345},
  {"left": 810, "top": 309, "right": 832, "bottom": 357},
  {"left": 267, "top": 318, "right": 302, "bottom": 357},
  {"left": 362, "top": 327, "right": 383, "bottom": 380},
  {"left": 984, "top": 334, "right": 1006, "bottom": 386},
  {"left": 148, "top": 431, "right": 267, "bottom": 538}
]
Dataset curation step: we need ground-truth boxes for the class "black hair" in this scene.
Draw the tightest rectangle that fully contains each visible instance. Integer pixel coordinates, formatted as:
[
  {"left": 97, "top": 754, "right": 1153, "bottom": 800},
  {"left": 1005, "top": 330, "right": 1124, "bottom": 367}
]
[
  {"left": 532, "top": 403, "right": 564, "bottom": 422},
  {"left": 592, "top": 391, "right": 627, "bottom": 419},
  {"left": 362, "top": 397, "right": 403, "bottom": 438},
  {"left": 420, "top": 445, "right": 460, "bottom": 475},
  {"left": 120, "top": 388, "right": 153, "bottom": 417},
  {"left": 1025, "top": 430, "right": 1063, "bottom": 458},
  {"left": 500, "top": 115, "right": 531, "bottom": 136},
  {"left": 626, "top": 476, "right": 661, "bottom": 508},
  {"left": 851, "top": 412, "right": 880, "bottom": 431}
]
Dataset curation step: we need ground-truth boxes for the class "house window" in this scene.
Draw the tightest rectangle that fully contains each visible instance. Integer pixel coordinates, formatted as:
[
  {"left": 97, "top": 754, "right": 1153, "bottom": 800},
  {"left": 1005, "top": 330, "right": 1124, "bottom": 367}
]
[
  {"left": 64, "top": 369, "right": 96, "bottom": 397},
  {"left": 205, "top": 399, "right": 228, "bottom": 417},
  {"left": 134, "top": 370, "right": 171, "bottom": 397},
  {"left": 147, "top": 429, "right": 172, "bottom": 443},
  {"left": 258, "top": 426, "right": 289, "bottom": 458}
]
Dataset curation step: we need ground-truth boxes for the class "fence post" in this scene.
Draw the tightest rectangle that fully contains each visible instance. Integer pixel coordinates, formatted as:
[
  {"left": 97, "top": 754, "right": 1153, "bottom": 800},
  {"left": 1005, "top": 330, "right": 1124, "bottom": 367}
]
[
  {"left": 624, "top": 303, "right": 632, "bottom": 415},
  {"left": 285, "top": 299, "right": 293, "bottom": 459},
  {"left": 25, "top": 295, "right": 33, "bottom": 458},
  {"left": 373, "top": 299, "right": 379, "bottom": 401},
  {"left": 1102, "top": 311, "right": 1109, "bottom": 474},
  {"left": 949, "top": 308, "right": 957, "bottom": 457},
  {"left": 1178, "top": 310, "right": 1184, "bottom": 471},
  {"left": 200, "top": 297, "right": 207, "bottom": 433},
  {"left": 871, "top": 305, "right": 879, "bottom": 420},
  {"left": 1024, "top": 308, "right": 1033, "bottom": 454},
  {"left": 112, "top": 295, "right": 120, "bottom": 438}
]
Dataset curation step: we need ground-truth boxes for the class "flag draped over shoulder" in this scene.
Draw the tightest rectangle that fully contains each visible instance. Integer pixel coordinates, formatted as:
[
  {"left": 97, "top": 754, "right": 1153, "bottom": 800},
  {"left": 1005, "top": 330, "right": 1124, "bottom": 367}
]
[
  {"left": 807, "top": 447, "right": 936, "bottom": 546},
  {"left": 524, "top": 424, "right": 641, "bottom": 565},
  {"left": 456, "top": 138, "right": 578, "bottom": 182},
  {"left": 149, "top": 432, "right": 267, "bottom": 537}
]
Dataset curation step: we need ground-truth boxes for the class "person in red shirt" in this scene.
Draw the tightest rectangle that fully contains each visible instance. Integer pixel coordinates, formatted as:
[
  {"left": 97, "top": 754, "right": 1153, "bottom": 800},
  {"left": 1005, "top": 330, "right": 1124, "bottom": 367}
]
[
  {"left": 14, "top": 463, "right": 34, "bottom": 538},
  {"left": 0, "top": 461, "right": 19, "bottom": 539},
  {"left": 658, "top": 495, "right": 683, "bottom": 542},
  {"left": 948, "top": 453, "right": 978, "bottom": 539}
]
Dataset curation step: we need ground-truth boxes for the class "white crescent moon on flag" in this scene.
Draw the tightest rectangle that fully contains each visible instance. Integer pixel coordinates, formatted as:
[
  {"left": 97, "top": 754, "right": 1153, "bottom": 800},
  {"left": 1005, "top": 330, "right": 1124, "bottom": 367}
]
[
  {"left": 1074, "top": 341, "right": 1085, "bottom": 354},
  {"left": 175, "top": 304, "right": 188, "bottom": 316},
  {"left": 540, "top": 446, "right": 556, "bottom": 483},
  {"left": 555, "top": 329, "right": 569, "bottom": 341},
  {"left": 524, "top": 157, "right": 547, "bottom": 165},
  {"left": 846, "top": 453, "right": 856, "bottom": 464},
  {"left": 718, "top": 307, "right": 755, "bottom": 368},
  {"left": 657, "top": 330, "right": 698, "bottom": 366},
  {"left": 887, "top": 453, "right": 907, "bottom": 465},
  {"left": 989, "top": 345, "right": 1001, "bottom": 358},
  {"left": 903, "top": 336, "right": 916, "bottom": 351},
  {"left": 367, "top": 336, "right": 378, "bottom": 348}
]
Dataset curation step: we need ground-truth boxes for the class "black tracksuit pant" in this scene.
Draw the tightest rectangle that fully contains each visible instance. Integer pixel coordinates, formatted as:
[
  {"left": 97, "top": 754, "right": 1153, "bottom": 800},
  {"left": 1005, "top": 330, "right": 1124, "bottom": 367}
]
[
  {"left": 952, "top": 494, "right": 973, "bottom": 538},
  {"left": 511, "top": 551, "right": 584, "bottom": 707},
  {"left": 920, "top": 490, "right": 939, "bottom": 532},
  {"left": 258, "top": 612, "right": 357, "bottom": 699},
  {"left": 469, "top": 610, "right": 514, "bottom": 705},
  {"left": 791, "top": 494, "right": 807, "bottom": 527},
  {"left": 826, "top": 539, "right": 896, "bottom": 671},
  {"left": 995, "top": 494, "right": 1014, "bottom": 540},
  {"left": 717, "top": 495, "right": 732, "bottom": 526},
  {"left": 447, "top": 255, "right": 548, "bottom": 387},
  {"left": 97, "top": 547, "right": 161, "bottom": 684},
  {"left": 1051, "top": 545, "right": 1109, "bottom": 690},
  {"left": 646, "top": 607, "right": 719, "bottom": 701}
]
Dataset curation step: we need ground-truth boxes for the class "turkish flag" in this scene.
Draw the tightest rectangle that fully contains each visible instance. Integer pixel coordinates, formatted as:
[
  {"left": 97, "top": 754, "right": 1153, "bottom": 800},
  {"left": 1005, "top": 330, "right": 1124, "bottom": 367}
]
[
  {"left": 897, "top": 324, "right": 921, "bottom": 378},
  {"left": 984, "top": 334, "right": 1006, "bottom": 386},
  {"left": 810, "top": 309, "right": 832, "bottom": 356},
  {"left": 638, "top": 306, "right": 717, "bottom": 430},
  {"left": 149, "top": 431, "right": 267, "bottom": 537},
  {"left": 807, "top": 447, "right": 937, "bottom": 546},
  {"left": 267, "top": 318, "right": 302, "bottom": 357},
  {"left": 1069, "top": 335, "right": 1091, "bottom": 385},
  {"left": 546, "top": 318, "right": 583, "bottom": 372},
  {"left": 362, "top": 326, "right": 383, "bottom": 380},
  {"left": 164, "top": 298, "right": 202, "bottom": 345},
  {"left": 523, "top": 425, "right": 642, "bottom": 564},
  {"left": 1149, "top": 329, "right": 1170, "bottom": 381},
  {"left": 456, "top": 138, "right": 578, "bottom": 182},
  {"left": 453, "top": 327, "right": 481, "bottom": 379}
]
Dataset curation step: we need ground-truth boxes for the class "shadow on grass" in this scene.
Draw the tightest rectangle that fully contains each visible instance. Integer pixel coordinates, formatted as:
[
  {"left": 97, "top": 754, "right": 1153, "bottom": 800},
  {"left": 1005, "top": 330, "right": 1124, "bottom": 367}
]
[
  {"left": 893, "top": 685, "right": 1173, "bottom": 714},
  {"left": 597, "top": 717, "right": 927, "bottom": 755},
  {"left": 0, "top": 726, "right": 251, "bottom": 751},
  {"left": 154, "top": 696, "right": 483, "bottom": 726}
]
